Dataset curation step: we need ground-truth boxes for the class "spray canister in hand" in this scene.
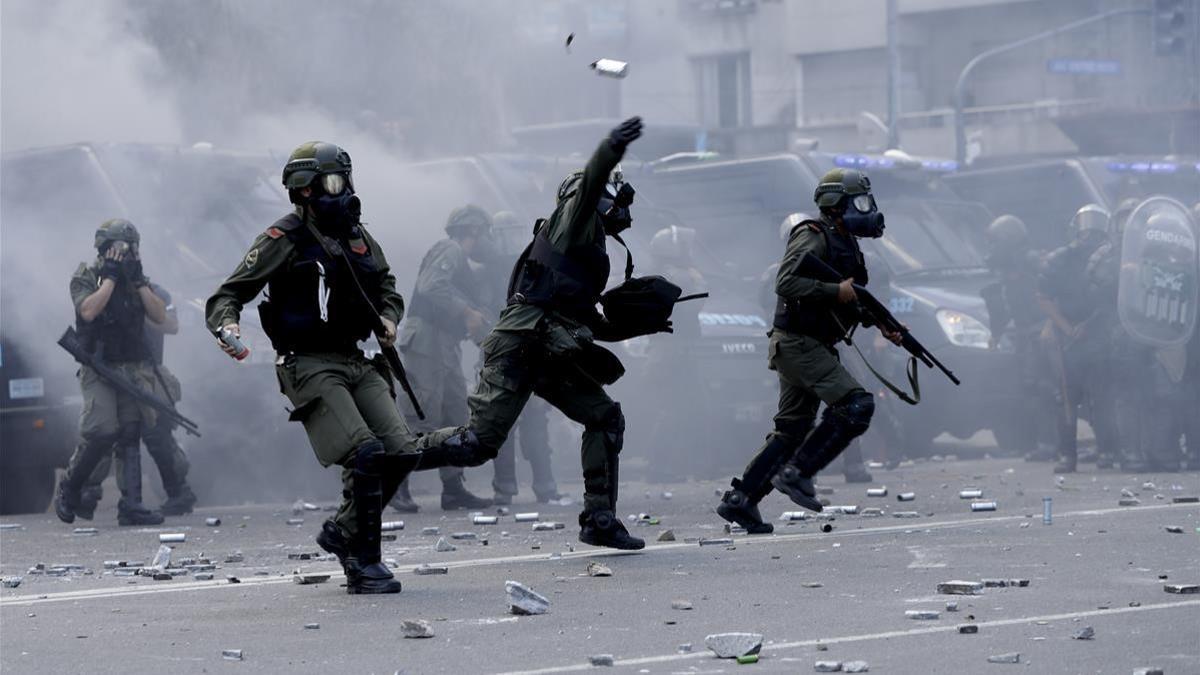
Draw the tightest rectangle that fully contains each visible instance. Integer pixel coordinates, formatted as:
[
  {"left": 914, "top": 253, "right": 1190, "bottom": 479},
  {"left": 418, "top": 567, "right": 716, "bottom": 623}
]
[{"left": 220, "top": 328, "right": 250, "bottom": 361}]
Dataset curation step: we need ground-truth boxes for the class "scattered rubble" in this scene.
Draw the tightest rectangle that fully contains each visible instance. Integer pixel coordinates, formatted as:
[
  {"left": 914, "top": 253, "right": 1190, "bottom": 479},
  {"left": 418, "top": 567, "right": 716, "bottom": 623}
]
[
  {"left": 414, "top": 564, "right": 448, "bottom": 576},
  {"left": 1164, "top": 583, "right": 1198, "bottom": 594},
  {"left": 937, "top": 580, "right": 984, "bottom": 595},
  {"left": 401, "top": 619, "right": 434, "bottom": 638},
  {"left": 585, "top": 561, "right": 613, "bottom": 577},
  {"left": 514, "top": 513, "right": 539, "bottom": 522},
  {"left": 435, "top": 538, "right": 457, "bottom": 552},
  {"left": 506, "top": 580, "right": 550, "bottom": 615},
  {"left": 866, "top": 487, "right": 887, "bottom": 497},
  {"left": 1071, "top": 626, "right": 1095, "bottom": 640},
  {"left": 205, "top": 518, "right": 221, "bottom": 527},
  {"left": 381, "top": 521, "right": 404, "bottom": 531},
  {"left": 671, "top": 599, "right": 693, "bottom": 610},
  {"left": 958, "top": 624, "right": 979, "bottom": 634},
  {"left": 159, "top": 533, "right": 186, "bottom": 543},
  {"left": 905, "top": 610, "right": 939, "bottom": 620},
  {"left": 986, "top": 653, "right": 1020, "bottom": 664},
  {"left": 293, "top": 573, "right": 330, "bottom": 585},
  {"left": 72, "top": 527, "right": 98, "bottom": 536},
  {"left": 814, "top": 661, "right": 842, "bottom": 672},
  {"left": 221, "top": 649, "right": 243, "bottom": 661},
  {"left": 3, "top": 577, "right": 23, "bottom": 588},
  {"left": 588, "top": 654, "right": 614, "bottom": 667},
  {"left": 843, "top": 661, "right": 870, "bottom": 673},
  {"left": 657, "top": 530, "right": 676, "bottom": 542},
  {"left": 704, "top": 632, "right": 763, "bottom": 659},
  {"left": 699, "top": 537, "right": 734, "bottom": 546}
]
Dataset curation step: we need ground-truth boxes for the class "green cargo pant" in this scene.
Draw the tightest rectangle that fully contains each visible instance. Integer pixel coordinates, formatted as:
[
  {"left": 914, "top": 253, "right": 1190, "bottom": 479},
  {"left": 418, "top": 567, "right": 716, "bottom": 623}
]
[
  {"left": 84, "top": 365, "right": 190, "bottom": 495},
  {"left": 64, "top": 363, "right": 158, "bottom": 486},
  {"left": 275, "top": 351, "right": 419, "bottom": 540},
  {"left": 420, "top": 328, "right": 623, "bottom": 512},
  {"left": 398, "top": 347, "right": 468, "bottom": 488},
  {"left": 770, "top": 331, "right": 864, "bottom": 435}
]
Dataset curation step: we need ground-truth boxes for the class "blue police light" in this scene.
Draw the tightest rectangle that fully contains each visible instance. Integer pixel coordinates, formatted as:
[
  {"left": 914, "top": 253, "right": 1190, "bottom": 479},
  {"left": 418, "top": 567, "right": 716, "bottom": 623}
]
[
  {"left": 1149, "top": 162, "right": 1178, "bottom": 174},
  {"left": 1130, "top": 162, "right": 1151, "bottom": 173},
  {"left": 834, "top": 154, "right": 870, "bottom": 168}
]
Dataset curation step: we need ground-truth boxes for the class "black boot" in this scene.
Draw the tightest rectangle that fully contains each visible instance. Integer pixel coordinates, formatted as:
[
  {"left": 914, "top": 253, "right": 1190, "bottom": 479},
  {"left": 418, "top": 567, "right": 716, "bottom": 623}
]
[
  {"left": 346, "top": 440, "right": 401, "bottom": 595},
  {"left": 117, "top": 440, "right": 164, "bottom": 526},
  {"left": 389, "top": 478, "right": 419, "bottom": 513},
  {"left": 316, "top": 519, "right": 350, "bottom": 567},
  {"left": 717, "top": 479, "right": 773, "bottom": 534},
  {"left": 76, "top": 486, "right": 103, "bottom": 521},
  {"left": 441, "top": 474, "right": 493, "bottom": 511},
  {"left": 771, "top": 465, "right": 825, "bottom": 513},
  {"left": 54, "top": 480, "right": 78, "bottom": 524},
  {"left": 56, "top": 438, "right": 116, "bottom": 524},
  {"left": 578, "top": 509, "right": 644, "bottom": 550},
  {"left": 160, "top": 485, "right": 197, "bottom": 516}
]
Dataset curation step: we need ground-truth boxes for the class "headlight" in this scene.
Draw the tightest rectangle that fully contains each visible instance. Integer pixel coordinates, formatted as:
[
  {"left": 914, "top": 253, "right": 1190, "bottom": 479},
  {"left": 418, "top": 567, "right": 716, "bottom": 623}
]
[
  {"left": 935, "top": 309, "right": 990, "bottom": 349},
  {"left": 621, "top": 335, "right": 650, "bottom": 358}
]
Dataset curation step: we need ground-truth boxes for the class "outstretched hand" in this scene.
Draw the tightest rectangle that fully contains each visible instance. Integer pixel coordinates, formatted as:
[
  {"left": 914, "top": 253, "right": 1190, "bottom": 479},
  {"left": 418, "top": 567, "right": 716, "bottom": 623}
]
[{"left": 608, "top": 116, "right": 643, "bottom": 150}]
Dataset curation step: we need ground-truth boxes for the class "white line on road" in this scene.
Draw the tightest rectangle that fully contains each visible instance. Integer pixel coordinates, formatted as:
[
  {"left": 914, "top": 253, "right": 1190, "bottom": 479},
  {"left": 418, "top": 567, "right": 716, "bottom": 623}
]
[
  {"left": 0, "top": 501, "right": 1190, "bottom": 608},
  {"left": 493, "top": 599, "right": 1200, "bottom": 675}
]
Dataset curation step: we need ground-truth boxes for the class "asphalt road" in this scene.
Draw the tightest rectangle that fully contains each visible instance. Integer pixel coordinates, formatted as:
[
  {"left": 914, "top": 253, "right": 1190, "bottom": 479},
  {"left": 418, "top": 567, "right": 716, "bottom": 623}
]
[{"left": 2, "top": 458, "right": 1198, "bottom": 674}]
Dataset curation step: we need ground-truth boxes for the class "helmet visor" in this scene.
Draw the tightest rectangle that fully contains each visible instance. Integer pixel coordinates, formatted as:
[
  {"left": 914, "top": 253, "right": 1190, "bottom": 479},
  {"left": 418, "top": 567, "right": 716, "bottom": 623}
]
[{"left": 321, "top": 173, "right": 349, "bottom": 196}]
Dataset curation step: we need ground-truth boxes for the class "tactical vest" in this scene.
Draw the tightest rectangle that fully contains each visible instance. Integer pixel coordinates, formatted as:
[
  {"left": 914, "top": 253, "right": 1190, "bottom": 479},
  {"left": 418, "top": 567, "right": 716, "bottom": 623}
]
[
  {"left": 78, "top": 270, "right": 150, "bottom": 363},
  {"left": 507, "top": 216, "right": 610, "bottom": 323},
  {"left": 773, "top": 218, "right": 867, "bottom": 343},
  {"left": 1042, "top": 243, "right": 1096, "bottom": 324},
  {"left": 258, "top": 213, "right": 386, "bottom": 354},
  {"left": 406, "top": 239, "right": 482, "bottom": 336}
]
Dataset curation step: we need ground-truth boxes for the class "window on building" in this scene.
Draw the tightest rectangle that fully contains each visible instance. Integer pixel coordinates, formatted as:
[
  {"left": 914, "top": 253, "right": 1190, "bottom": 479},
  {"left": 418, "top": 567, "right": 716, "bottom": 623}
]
[{"left": 693, "top": 52, "right": 751, "bottom": 128}]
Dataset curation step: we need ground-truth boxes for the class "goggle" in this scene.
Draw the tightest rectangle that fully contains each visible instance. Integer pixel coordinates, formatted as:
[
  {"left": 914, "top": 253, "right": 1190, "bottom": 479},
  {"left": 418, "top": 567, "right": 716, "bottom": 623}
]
[
  {"left": 320, "top": 173, "right": 350, "bottom": 196},
  {"left": 851, "top": 194, "right": 876, "bottom": 213}
]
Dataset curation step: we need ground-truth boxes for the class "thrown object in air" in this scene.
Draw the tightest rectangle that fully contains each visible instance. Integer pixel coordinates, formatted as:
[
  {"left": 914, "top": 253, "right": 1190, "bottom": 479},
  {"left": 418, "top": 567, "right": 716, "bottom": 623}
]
[{"left": 591, "top": 59, "right": 628, "bottom": 79}]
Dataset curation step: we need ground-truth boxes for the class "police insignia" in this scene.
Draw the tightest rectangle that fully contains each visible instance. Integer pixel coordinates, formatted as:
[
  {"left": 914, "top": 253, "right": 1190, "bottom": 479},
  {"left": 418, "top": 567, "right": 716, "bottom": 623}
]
[
  {"left": 244, "top": 248, "right": 260, "bottom": 268},
  {"left": 350, "top": 239, "right": 367, "bottom": 255}
]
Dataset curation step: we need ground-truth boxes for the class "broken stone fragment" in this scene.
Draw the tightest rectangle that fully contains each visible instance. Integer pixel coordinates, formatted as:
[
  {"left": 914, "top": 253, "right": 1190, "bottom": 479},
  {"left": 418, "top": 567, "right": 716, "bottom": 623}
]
[
  {"left": 945, "top": 601, "right": 959, "bottom": 612},
  {"left": 937, "top": 580, "right": 984, "bottom": 595},
  {"left": 677, "top": 643, "right": 693, "bottom": 654},
  {"left": 1118, "top": 498, "right": 1140, "bottom": 507},
  {"left": 222, "top": 649, "right": 243, "bottom": 661},
  {"left": 292, "top": 573, "right": 330, "bottom": 585},
  {"left": 414, "top": 564, "right": 448, "bottom": 576},
  {"left": 401, "top": 619, "right": 434, "bottom": 638},
  {"left": 1165, "top": 525, "right": 1184, "bottom": 534},
  {"left": 982, "top": 578, "right": 1007, "bottom": 588},
  {"left": 893, "top": 511, "right": 920, "bottom": 518},
  {"left": 843, "top": 661, "right": 870, "bottom": 673},
  {"left": 1071, "top": 626, "right": 1095, "bottom": 640},
  {"left": 1172, "top": 496, "right": 1199, "bottom": 503},
  {"left": 657, "top": 530, "right": 676, "bottom": 541},
  {"left": 704, "top": 632, "right": 763, "bottom": 659},
  {"left": 304, "top": 623, "right": 320, "bottom": 630},
  {"left": 670, "top": 599, "right": 693, "bottom": 610},
  {"left": 194, "top": 573, "right": 214, "bottom": 581},
  {"left": 224, "top": 552, "right": 245, "bottom": 563},
  {"left": 905, "top": 610, "right": 940, "bottom": 620},
  {"left": 588, "top": 654, "right": 614, "bottom": 666},
  {"left": 506, "top": 580, "right": 550, "bottom": 615},
  {"left": 1164, "top": 583, "right": 1199, "bottom": 594},
  {"left": 814, "top": 661, "right": 842, "bottom": 672},
  {"left": 585, "top": 561, "right": 613, "bottom": 577},
  {"left": 986, "top": 653, "right": 1020, "bottom": 664},
  {"left": 435, "top": 538, "right": 457, "bottom": 552},
  {"left": 2, "top": 577, "right": 22, "bottom": 588}
]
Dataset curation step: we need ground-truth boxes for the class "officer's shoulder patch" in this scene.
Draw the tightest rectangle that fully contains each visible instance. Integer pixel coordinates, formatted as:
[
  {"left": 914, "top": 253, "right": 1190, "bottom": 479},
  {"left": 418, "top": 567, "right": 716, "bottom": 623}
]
[
  {"left": 266, "top": 212, "right": 303, "bottom": 239},
  {"left": 349, "top": 238, "right": 368, "bottom": 255},
  {"left": 265, "top": 227, "right": 286, "bottom": 239},
  {"left": 802, "top": 220, "right": 823, "bottom": 233}
]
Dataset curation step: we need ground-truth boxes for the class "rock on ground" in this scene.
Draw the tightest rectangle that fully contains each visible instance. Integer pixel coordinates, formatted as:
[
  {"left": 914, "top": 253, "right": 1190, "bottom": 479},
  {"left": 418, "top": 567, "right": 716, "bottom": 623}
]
[
  {"left": 704, "top": 632, "right": 763, "bottom": 658},
  {"left": 506, "top": 580, "right": 550, "bottom": 615},
  {"left": 401, "top": 619, "right": 434, "bottom": 638}
]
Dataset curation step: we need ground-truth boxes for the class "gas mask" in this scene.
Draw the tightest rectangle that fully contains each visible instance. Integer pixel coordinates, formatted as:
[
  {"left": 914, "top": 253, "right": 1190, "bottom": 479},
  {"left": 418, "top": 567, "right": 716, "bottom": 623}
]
[
  {"left": 841, "top": 193, "right": 885, "bottom": 239},
  {"left": 597, "top": 180, "right": 635, "bottom": 237},
  {"left": 468, "top": 230, "right": 501, "bottom": 264},
  {"left": 308, "top": 172, "right": 361, "bottom": 232}
]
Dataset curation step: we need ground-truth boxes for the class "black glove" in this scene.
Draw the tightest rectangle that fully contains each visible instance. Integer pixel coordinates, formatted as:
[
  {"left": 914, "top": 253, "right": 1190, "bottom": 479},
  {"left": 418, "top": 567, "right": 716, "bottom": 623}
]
[
  {"left": 607, "top": 116, "right": 643, "bottom": 151},
  {"left": 99, "top": 258, "right": 122, "bottom": 282},
  {"left": 122, "top": 257, "right": 146, "bottom": 287}
]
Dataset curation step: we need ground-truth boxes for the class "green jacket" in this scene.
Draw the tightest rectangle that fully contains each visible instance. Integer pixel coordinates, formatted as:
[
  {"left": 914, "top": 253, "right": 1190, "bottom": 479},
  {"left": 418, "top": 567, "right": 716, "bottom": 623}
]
[
  {"left": 399, "top": 237, "right": 483, "bottom": 368},
  {"left": 205, "top": 208, "right": 404, "bottom": 337},
  {"left": 495, "top": 139, "right": 623, "bottom": 333}
]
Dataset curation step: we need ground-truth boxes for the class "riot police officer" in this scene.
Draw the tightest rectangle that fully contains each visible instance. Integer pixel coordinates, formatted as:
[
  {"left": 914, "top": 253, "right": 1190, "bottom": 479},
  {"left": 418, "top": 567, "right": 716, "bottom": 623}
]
[
  {"left": 415, "top": 118, "right": 653, "bottom": 550},
  {"left": 80, "top": 282, "right": 197, "bottom": 518},
  {"left": 55, "top": 219, "right": 167, "bottom": 526},
  {"left": 389, "top": 205, "right": 495, "bottom": 512},
  {"left": 718, "top": 170, "right": 898, "bottom": 534},
  {"left": 206, "top": 141, "right": 427, "bottom": 594},
  {"left": 1038, "top": 204, "right": 1120, "bottom": 473}
]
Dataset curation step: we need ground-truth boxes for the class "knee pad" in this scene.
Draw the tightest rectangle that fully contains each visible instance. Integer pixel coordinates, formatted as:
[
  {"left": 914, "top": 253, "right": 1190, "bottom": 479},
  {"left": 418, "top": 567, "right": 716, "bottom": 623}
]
[
  {"left": 117, "top": 421, "right": 141, "bottom": 447},
  {"left": 587, "top": 403, "right": 625, "bottom": 453},
  {"left": 353, "top": 439, "right": 387, "bottom": 477},
  {"left": 827, "top": 391, "right": 874, "bottom": 434}
]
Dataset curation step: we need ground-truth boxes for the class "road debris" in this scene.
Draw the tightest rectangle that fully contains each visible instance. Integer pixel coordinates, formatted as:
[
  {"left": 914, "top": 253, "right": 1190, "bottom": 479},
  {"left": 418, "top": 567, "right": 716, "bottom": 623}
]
[
  {"left": 843, "top": 661, "right": 870, "bottom": 673},
  {"left": 205, "top": 517, "right": 221, "bottom": 526},
  {"left": 986, "top": 653, "right": 1020, "bottom": 664},
  {"left": 586, "top": 561, "right": 613, "bottom": 577},
  {"left": 506, "top": 580, "right": 550, "bottom": 615},
  {"left": 866, "top": 487, "right": 887, "bottom": 497},
  {"left": 1071, "top": 626, "right": 1095, "bottom": 640},
  {"left": 222, "top": 649, "right": 243, "bottom": 661},
  {"left": 158, "top": 533, "right": 186, "bottom": 543},
  {"left": 304, "top": 623, "right": 320, "bottom": 630},
  {"left": 2, "top": 577, "right": 23, "bottom": 588},
  {"left": 588, "top": 654, "right": 614, "bottom": 667},
  {"left": 514, "top": 512, "right": 539, "bottom": 522},
  {"left": 435, "top": 538, "right": 457, "bottom": 552},
  {"left": 677, "top": 643, "right": 693, "bottom": 654},
  {"left": 293, "top": 573, "right": 330, "bottom": 585},
  {"left": 970, "top": 501, "right": 997, "bottom": 512},
  {"left": 381, "top": 521, "right": 404, "bottom": 531},
  {"left": 704, "top": 632, "right": 763, "bottom": 659},
  {"left": 958, "top": 624, "right": 979, "bottom": 634},
  {"left": 699, "top": 537, "right": 734, "bottom": 546},
  {"left": 72, "top": 527, "right": 98, "bottom": 536},
  {"left": 1164, "top": 583, "right": 1198, "bottom": 594},
  {"left": 657, "top": 530, "right": 676, "bottom": 541},
  {"left": 905, "top": 610, "right": 940, "bottom": 620},
  {"left": 937, "top": 580, "right": 984, "bottom": 595},
  {"left": 959, "top": 489, "right": 983, "bottom": 499},
  {"left": 671, "top": 599, "right": 693, "bottom": 610},
  {"left": 814, "top": 661, "right": 842, "bottom": 672},
  {"left": 401, "top": 619, "right": 434, "bottom": 638},
  {"left": 897, "top": 492, "right": 916, "bottom": 502},
  {"left": 414, "top": 564, "right": 448, "bottom": 575},
  {"left": 1165, "top": 525, "right": 1184, "bottom": 534},
  {"left": 473, "top": 516, "right": 498, "bottom": 525},
  {"left": 532, "top": 522, "right": 565, "bottom": 532}
]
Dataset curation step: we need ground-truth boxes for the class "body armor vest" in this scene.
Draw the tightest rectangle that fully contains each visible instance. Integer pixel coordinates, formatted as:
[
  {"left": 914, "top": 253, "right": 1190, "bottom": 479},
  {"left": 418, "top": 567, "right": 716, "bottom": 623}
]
[
  {"left": 258, "top": 214, "right": 386, "bottom": 353},
  {"left": 406, "top": 239, "right": 482, "bottom": 336},
  {"left": 78, "top": 275, "right": 150, "bottom": 363},
  {"left": 774, "top": 218, "right": 867, "bottom": 343},
  {"left": 508, "top": 217, "right": 610, "bottom": 323}
]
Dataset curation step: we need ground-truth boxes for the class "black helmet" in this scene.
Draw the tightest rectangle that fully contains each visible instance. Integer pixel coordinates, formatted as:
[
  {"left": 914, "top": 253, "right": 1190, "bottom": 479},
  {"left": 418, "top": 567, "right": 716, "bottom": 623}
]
[
  {"left": 282, "top": 141, "right": 354, "bottom": 194},
  {"left": 986, "top": 214, "right": 1028, "bottom": 249},
  {"left": 94, "top": 218, "right": 140, "bottom": 251},
  {"left": 445, "top": 204, "right": 492, "bottom": 236},
  {"left": 814, "top": 168, "right": 872, "bottom": 209}
]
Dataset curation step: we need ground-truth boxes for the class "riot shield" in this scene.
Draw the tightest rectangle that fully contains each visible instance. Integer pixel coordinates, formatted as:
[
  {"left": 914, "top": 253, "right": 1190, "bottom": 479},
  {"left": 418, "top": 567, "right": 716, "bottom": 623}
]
[{"left": 1118, "top": 196, "right": 1199, "bottom": 348}]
